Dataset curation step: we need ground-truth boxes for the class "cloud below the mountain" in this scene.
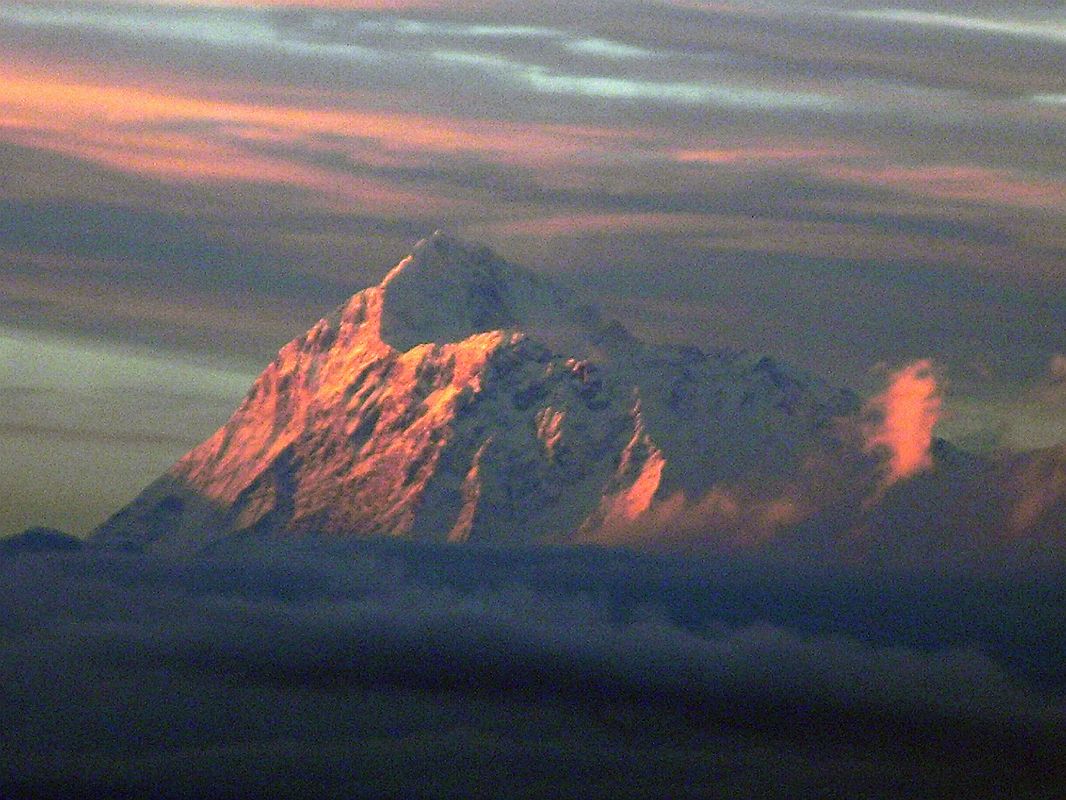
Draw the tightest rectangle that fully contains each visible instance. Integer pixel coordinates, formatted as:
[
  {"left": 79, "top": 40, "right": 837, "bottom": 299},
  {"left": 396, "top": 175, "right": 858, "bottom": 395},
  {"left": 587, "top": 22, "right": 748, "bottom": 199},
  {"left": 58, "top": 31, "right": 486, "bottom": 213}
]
[
  {"left": 1008, "top": 444, "right": 1066, "bottom": 536},
  {"left": 1, "top": 541, "right": 1064, "bottom": 797},
  {"left": 1040, "top": 353, "right": 1066, "bottom": 404},
  {"left": 585, "top": 482, "right": 811, "bottom": 552}
]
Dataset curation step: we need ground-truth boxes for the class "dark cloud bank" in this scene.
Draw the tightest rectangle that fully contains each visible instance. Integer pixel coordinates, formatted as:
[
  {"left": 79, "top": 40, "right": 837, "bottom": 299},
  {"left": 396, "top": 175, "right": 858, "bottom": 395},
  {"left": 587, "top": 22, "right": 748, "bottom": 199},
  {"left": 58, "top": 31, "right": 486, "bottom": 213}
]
[{"left": 2, "top": 537, "right": 1064, "bottom": 799}]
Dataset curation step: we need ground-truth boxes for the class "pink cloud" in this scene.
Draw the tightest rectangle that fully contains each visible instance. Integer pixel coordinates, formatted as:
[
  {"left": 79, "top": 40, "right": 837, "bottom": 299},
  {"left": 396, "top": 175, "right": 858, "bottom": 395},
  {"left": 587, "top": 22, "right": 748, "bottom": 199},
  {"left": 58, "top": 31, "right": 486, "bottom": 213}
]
[
  {"left": 826, "top": 164, "right": 1066, "bottom": 212},
  {"left": 581, "top": 483, "right": 811, "bottom": 551},
  {"left": 1049, "top": 354, "right": 1066, "bottom": 384},
  {"left": 863, "top": 360, "right": 943, "bottom": 485},
  {"left": 670, "top": 141, "right": 869, "bottom": 166}
]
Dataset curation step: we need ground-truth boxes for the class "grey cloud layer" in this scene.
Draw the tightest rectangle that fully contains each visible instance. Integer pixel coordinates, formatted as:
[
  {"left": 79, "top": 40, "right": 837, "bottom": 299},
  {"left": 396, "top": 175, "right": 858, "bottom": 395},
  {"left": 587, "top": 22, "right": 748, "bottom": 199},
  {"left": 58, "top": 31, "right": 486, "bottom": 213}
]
[
  {"left": 2, "top": 540, "right": 1064, "bottom": 798},
  {"left": 5, "top": 1, "right": 1064, "bottom": 124}
]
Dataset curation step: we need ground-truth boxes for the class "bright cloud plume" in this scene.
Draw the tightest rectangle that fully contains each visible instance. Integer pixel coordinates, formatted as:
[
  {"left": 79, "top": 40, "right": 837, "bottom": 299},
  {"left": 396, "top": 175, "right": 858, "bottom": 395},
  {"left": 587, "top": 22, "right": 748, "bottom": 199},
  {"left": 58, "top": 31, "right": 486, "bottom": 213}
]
[
  {"left": 864, "top": 360, "right": 943, "bottom": 485},
  {"left": 1049, "top": 354, "right": 1066, "bottom": 384}
]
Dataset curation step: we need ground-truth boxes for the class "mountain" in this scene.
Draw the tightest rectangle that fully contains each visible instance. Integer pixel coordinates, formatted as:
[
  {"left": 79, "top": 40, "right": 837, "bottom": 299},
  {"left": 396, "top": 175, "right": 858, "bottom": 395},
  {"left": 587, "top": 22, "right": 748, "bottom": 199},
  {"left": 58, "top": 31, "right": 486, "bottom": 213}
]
[
  {"left": 94, "top": 232, "right": 1064, "bottom": 559},
  {"left": 1, "top": 527, "right": 82, "bottom": 554}
]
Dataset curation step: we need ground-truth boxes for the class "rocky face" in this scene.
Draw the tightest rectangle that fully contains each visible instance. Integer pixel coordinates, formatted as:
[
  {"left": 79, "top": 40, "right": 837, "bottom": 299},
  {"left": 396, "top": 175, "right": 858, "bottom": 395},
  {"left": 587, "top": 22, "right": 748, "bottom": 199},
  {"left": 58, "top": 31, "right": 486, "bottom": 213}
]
[{"left": 94, "top": 232, "right": 1063, "bottom": 559}]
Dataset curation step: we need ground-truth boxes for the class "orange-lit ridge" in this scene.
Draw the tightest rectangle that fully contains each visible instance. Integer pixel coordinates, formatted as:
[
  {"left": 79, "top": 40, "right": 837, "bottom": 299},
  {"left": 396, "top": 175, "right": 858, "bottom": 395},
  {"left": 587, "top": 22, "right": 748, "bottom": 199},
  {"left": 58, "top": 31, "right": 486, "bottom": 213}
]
[
  {"left": 92, "top": 236, "right": 1063, "bottom": 552},
  {"left": 95, "top": 233, "right": 877, "bottom": 550}
]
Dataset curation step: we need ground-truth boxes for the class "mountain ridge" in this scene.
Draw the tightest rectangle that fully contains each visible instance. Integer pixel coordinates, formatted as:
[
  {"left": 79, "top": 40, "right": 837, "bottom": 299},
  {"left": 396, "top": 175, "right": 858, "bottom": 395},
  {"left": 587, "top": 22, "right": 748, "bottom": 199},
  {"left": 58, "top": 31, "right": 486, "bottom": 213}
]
[{"left": 93, "top": 232, "right": 1064, "bottom": 559}]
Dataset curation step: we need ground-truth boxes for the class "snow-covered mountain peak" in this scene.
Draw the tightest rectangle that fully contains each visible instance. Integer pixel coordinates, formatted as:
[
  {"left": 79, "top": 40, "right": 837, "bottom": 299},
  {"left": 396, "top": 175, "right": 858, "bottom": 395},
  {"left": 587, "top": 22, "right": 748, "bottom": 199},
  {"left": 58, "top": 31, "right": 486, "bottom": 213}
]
[
  {"left": 92, "top": 235, "right": 1064, "bottom": 558},
  {"left": 376, "top": 230, "right": 571, "bottom": 352},
  {"left": 92, "top": 235, "right": 874, "bottom": 552}
]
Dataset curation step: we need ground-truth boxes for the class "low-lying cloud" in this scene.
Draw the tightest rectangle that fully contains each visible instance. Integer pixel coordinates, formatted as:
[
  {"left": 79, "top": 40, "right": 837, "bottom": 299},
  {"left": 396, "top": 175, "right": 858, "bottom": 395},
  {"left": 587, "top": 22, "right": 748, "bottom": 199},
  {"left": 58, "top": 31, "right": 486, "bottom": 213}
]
[
  {"left": 1040, "top": 353, "right": 1066, "bottom": 404},
  {"left": 584, "top": 482, "right": 813, "bottom": 552},
  {"left": 2, "top": 540, "right": 1063, "bottom": 798}
]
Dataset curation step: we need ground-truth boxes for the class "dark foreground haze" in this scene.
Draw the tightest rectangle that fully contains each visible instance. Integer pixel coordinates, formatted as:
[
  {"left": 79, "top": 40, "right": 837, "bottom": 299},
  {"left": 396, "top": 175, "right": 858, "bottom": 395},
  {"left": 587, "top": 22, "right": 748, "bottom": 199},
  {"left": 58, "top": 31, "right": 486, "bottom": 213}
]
[{"left": 2, "top": 536, "right": 1064, "bottom": 799}]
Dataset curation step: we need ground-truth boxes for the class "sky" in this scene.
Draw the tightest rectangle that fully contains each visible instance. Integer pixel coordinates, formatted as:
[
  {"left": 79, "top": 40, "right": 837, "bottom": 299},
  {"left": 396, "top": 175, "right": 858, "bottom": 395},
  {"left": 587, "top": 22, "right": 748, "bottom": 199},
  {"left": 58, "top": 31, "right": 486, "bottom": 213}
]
[{"left": 1, "top": 0, "right": 1065, "bottom": 535}]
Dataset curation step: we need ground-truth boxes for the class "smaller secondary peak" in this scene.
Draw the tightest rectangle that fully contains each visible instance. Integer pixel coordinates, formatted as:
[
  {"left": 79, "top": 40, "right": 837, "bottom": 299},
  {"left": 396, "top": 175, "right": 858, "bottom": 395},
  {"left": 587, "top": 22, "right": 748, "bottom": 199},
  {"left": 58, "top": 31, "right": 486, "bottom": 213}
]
[{"left": 2, "top": 527, "right": 82, "bottom": 554}]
